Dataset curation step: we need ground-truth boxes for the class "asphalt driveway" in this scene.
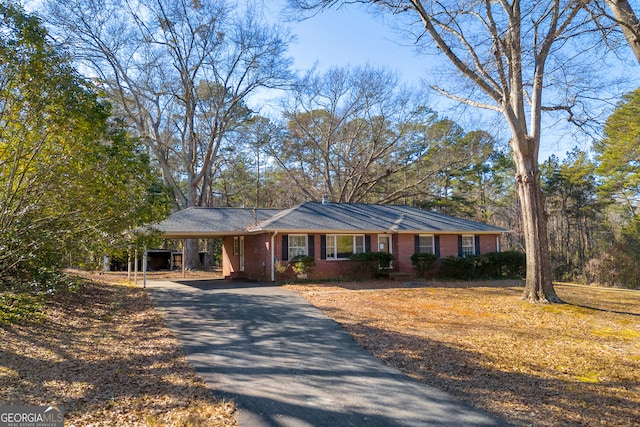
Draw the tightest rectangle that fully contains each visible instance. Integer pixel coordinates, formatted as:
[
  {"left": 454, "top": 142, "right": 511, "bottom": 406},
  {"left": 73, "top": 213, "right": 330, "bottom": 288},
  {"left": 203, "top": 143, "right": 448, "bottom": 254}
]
[{"left": 147, "top": 279, "right": 509, "bottom": 427}]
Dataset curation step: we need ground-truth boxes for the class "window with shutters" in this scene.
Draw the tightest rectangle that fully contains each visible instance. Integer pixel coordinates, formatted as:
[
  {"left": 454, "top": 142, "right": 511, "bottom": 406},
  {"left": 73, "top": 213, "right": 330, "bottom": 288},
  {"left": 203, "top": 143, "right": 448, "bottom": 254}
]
[
  {"left": 288, "top": 235, "right": 308, "bottom": 259},
  {"left": 462, "top": 235, "right": 475, "bottom": 256},
  {"left": 418, "top": 235, "right": 435, "bottom": 254}
]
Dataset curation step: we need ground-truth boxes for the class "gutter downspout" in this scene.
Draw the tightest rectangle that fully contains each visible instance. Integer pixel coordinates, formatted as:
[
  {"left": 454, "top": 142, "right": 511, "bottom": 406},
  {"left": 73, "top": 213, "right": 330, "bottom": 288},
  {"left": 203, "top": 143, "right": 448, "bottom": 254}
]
[{"left": 271, "top": 230, "right": 278, "bottom": 282}]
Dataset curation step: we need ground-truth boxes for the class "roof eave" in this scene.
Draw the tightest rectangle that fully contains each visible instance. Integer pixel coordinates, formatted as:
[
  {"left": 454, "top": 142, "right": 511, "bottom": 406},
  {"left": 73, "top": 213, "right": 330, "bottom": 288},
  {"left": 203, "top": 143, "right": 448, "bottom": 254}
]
[
  {"left": 248, "top": 228, "right": 505, "bottom": 235},
  {"left": 157, "top": 231, "right": 245, "bottom": 239}
]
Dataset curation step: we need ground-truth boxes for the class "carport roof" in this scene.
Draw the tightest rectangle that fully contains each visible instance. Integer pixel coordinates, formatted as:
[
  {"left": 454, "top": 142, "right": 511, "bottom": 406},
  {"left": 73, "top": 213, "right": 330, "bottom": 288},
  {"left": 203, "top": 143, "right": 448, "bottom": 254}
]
[
  {"left": 151, "top": 202, "right": 505, "bottom": 239},
  {"left": 150, "top": 207, "right": 279, "bottom": 238}
]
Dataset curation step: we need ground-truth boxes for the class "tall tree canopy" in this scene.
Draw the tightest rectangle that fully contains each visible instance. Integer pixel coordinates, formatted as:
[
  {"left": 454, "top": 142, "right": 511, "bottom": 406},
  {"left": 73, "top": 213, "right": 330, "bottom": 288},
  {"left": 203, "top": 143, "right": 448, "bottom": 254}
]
[
  {"left": 268, "top": 65, "right": 495, "bottom": 205},
  {"left": 46, "top": 0, "right": 293, "bottom": 211},
  {"left": 0, "top": 1, "right": 167, "bottom": 287},
  {"left": 594, "top": 87, "right": 640, "bottom": 216},
  {"left": 542, "top": 150, "right": 601, "bottom": 280},
  {"left": 588, "top": 87, "right": 640, "bottom": 288},
  {"left": 46, "top": 0, "right": 293, "bottom": 268},
  {"left": 599, "top": 0, "right": 640, "bottom": 63}
]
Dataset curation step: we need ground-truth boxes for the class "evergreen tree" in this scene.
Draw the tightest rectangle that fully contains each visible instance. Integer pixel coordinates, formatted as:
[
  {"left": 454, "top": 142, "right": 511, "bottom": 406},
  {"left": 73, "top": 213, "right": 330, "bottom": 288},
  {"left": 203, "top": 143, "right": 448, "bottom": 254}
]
[{"left": 0, "top": 1, "right": 167, "bottom": 289}]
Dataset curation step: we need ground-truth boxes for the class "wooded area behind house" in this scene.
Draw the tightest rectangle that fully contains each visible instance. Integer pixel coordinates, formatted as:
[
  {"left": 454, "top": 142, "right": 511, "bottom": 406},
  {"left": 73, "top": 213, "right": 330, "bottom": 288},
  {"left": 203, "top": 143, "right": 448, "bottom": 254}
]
[{"left": 1, "top": 0, "right": 640, "bottom": 291}]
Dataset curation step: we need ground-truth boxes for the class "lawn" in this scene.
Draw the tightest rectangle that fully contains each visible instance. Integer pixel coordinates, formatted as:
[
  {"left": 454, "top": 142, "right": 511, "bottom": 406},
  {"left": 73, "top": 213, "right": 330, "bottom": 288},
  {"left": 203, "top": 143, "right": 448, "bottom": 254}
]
[
  {"left": 286, "top": 280, "right": 640, "bottom": 427},
  {"left": 0, "top": 272, "right": 236, "bottom": 426},
  {"left": 3, "top": 273, "right": 638, "bottom": 426}
]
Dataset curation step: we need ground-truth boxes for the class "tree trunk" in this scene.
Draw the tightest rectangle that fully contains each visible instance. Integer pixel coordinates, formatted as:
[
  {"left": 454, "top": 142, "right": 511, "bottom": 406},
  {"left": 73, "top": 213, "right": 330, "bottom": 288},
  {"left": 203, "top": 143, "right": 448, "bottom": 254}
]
[
  {"left": 606, "top": 0, "right": 640, "bottom": 64},
  {"left": 515, "top": 167, "right": 562, "bottom": 303},
  {"left": 185, "top": 239, "right": 202, "bottom": 270}
]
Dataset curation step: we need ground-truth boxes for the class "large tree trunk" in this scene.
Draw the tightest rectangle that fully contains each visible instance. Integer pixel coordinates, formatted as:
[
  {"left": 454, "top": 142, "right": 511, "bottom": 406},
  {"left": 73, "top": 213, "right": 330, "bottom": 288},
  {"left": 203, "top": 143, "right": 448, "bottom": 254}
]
[
  {"left": 183, "top": 175, "right": 203, "bottom": 269},
  {"left": 185, "top": 239, "right": 202, "bottom": 270},
  {"left": 514, "top": 159, "right": 562, "bottom": 303},
  {"left": 605, "top": 0, "right": 640, "bottom": 64}
]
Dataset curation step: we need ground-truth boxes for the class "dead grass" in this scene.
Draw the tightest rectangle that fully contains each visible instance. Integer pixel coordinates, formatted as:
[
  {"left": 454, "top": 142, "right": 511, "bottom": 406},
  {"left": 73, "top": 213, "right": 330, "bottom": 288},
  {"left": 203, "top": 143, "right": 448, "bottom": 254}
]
[
  {"left": 286, "top": 280, "right": 640, "bottom": 427},
  {"left": 5, "top": 270, "right": 636, "bottom": 426},
  {"left": 0, "top": 271, "right": 236, "bottom": 426}
]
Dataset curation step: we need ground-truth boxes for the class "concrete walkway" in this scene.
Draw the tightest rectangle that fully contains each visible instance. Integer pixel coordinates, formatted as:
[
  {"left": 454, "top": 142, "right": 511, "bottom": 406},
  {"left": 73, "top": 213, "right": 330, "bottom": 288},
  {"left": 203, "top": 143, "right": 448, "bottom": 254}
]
[{"left": 147, "top": 279, "right": 509, "bottom": 427}]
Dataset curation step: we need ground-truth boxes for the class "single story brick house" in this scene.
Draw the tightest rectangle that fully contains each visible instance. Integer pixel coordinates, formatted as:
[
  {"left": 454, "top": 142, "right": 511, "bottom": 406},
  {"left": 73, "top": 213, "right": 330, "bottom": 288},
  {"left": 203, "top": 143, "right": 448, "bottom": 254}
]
[{"left": 151, "top": 201, "right": 506, "bottom": 281}]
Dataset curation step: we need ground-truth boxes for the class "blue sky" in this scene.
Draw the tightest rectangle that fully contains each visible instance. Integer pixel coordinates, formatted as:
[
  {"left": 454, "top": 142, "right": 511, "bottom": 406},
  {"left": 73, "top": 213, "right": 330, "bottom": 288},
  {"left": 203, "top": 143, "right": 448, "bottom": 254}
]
[
  {"left": 262, "top": 2, "right": 640, "bottom": 161},
  {"left": 260, "top": 2, "right": 507, "bottom": 143},
  {"left": 272, "top": 5, "right": 430, "bottom": 85}
]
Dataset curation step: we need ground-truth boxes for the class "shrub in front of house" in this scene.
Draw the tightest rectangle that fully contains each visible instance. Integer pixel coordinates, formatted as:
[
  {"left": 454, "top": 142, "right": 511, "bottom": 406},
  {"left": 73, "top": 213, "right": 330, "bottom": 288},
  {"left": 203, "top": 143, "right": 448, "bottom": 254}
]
[
  {"left": 438, "top": 251, "right": 526, "bottom": 280},
  {"left": 471, "top": 251, "right": 526, "bottom": 279},
  {"left": 349, "top": 252, "right": 395, "bottom": 279},
  {"left": 411, "top": 253, "right": 439, "bottom": 278},
  {"left": 439, "top": 256, "right": 475, "bottom": 280},
  {"left": 290, "top": 255, "right": 316, "bottom": 280},
  {"left": 485, "top": 251, "right": 526, "bottom": 279},
  {"left": 471, "top": 254, "right": 494, "bottom": 279}
]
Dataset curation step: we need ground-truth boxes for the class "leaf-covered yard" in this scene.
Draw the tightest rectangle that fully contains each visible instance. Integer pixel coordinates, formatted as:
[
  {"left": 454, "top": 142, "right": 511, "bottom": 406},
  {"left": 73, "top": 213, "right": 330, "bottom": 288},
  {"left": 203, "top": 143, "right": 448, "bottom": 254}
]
[
  {"left": 0, "top": 272, "right": 236, "bottom": 426},
  {"left": 286, "top": 280, "right": 640, "bottom": 427},
  {"left": 3, "top": 272, "right": 638, "bottom": 426}
]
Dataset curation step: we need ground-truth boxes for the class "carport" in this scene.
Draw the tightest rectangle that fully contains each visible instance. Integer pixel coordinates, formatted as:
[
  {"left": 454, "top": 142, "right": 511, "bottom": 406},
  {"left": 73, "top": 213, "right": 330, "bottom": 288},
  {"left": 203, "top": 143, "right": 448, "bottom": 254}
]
[{"left": 138, "top": 207, "right": 279, "bottom": 285}]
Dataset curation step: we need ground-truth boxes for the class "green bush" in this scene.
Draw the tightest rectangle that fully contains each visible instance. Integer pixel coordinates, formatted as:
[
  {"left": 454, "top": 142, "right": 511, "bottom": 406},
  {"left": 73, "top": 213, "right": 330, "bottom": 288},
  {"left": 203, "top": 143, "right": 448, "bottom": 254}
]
[
  {"left": 486, "top": 251, "right": 526, "bottom": 279},
  {"left": 0, "top": 265, "right": 83, "bottom": 296},
  {"left": 349, "top": 252, "right": 395, "bottom": 279},
  {"left": 290, "top": 255, "right": 316, "bottom": 279},
  {"left": 0, "top": 293, "right": 46, "bottom": 325},
  {"left": 438, "top": 251, "right": 525, "bottom": 280},
  {"left": 439, "top": 256, "right": 474, "bottom": 280},
  {"left": 411, "top": 253, "right": 439, "bottom": 278}
]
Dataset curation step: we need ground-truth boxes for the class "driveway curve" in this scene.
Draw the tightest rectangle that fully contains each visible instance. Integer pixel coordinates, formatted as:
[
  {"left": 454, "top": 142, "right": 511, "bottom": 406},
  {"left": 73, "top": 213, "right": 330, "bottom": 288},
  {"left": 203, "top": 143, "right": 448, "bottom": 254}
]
[{"left": 147, "top": 279, "right": 509, "bottom": 427}]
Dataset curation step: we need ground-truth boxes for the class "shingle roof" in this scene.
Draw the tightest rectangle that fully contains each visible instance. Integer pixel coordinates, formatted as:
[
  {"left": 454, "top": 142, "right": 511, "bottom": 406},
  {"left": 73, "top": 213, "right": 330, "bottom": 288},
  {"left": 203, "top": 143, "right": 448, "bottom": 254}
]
[
  {"left": 149, "top": 207, "right": 279, "bottom": 238},
  {"left": 151, "top": 202, "right": 505, "bottom": 238},
  {"left": 249, "top": 202, "right": 505, "bottom": 233}
]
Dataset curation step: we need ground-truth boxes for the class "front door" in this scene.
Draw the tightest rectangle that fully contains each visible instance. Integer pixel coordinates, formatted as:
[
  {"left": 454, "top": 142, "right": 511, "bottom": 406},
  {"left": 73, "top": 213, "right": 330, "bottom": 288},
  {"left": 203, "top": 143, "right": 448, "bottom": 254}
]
[{"left": 378, "top": 235, "right": 392, "bottom": 268}]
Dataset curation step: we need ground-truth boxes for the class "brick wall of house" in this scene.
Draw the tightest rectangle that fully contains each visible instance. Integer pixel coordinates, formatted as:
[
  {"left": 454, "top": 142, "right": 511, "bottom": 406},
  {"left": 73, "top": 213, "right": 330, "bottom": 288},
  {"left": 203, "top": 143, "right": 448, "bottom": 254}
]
[
  {"left": 305, "top": 260, "right": 353, "bottom": 280},
  {"left": 224, "top": 232, "right": 501, "bottom": 281},
  {"left": 383, "top": 234, "right": 499, "bottom": 276},
  {"left": 438, "top": 234, "right": 499, "bottom": 258},
  {"left": 479, "top": 234, "right": 498, "bottom": 254},
  {"left": 395, "top": 234, "right": 414, "bottom": 274},
  {"left": 245, "top": 234, "right": 271, "bottom": 281},
  {"left": 273, "top": 233, "right": 368, "bottom": 281},
  {"left": 222, "top": 236, "right": 239, "bottom": 278},
  {"left": 439, "top": 234, "right": 459, "bottom": 258},
  {"left": 223, "top": 234, "right": 273, "bottom": 281}
]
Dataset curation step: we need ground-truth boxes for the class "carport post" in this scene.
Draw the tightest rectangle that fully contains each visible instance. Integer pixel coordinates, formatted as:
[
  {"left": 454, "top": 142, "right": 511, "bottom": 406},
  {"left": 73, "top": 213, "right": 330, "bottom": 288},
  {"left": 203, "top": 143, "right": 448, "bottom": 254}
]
[
  {"left": 127, "top": 251, "right": 132, "bottom": 282},
  {"left": 143, "top": 246, "right": 147, "bottom": 288},
  {"left": 182, "top": 239, "right": 186, "bottom": 278}
]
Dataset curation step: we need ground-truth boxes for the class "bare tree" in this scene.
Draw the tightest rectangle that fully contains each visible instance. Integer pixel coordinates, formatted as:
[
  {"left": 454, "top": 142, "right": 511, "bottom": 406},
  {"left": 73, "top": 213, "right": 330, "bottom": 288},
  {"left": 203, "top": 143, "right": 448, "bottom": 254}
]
[
  {"left": 269, "top": 65, "right": 492, "bottom": 204},
  {"left": 46, "top": 0, "right": 292, "bottom": 211},
  {"left": 45, "top": 0, "right": 292, "bottom": 268},
  {"left": 287, "top": 0, "right": 625, "bottom": 302}
]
